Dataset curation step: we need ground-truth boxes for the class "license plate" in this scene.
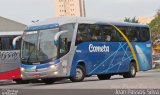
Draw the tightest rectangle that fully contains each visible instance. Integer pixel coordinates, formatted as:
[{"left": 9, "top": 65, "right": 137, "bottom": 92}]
[{"left": 31, "top": 74, "right": 41, "bottom": 78}]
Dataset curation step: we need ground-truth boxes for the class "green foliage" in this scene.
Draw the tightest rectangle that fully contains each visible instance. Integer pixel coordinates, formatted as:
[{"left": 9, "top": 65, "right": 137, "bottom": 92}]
[
  {"left": 124, "top": 17, "right": 138, "bottom": 23},
  {"left": 149, "top": 10, "right": 160, "bottom": 41}
]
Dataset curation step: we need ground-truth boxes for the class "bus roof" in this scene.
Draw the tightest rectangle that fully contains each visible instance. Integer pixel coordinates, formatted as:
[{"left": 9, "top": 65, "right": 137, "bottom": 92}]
[
  {"left": 0, "top": 31, "right": 23, "bottom": 36},
  {"left": 25, "top": 17, "right": 149, "bottom": 31}
]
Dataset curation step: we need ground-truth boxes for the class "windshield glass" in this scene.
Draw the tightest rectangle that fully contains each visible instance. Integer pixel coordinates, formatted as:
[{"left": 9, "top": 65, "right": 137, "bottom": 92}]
[
  {"left": 21, "top": 28, "right": 59, "bottom": 64},
  {"left": 21, "top": 23, "right": 75, "bottom": 64},
  {"left": 39, "top": 29, "right": 58, "bottom": 62}
]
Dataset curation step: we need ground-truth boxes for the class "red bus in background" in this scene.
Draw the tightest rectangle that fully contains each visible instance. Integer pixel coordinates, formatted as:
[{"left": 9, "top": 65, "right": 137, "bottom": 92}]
[{"left": 0, "top": 31, "right": 29, "bottom": 84}]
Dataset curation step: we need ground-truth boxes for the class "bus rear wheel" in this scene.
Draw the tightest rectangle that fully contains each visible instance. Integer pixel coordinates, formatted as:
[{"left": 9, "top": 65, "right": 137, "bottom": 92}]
[
  {"left": 70, "top": 65, "right": 85, "bottom": 82},
  {"left": 97, "top": 74, "right": 111, "bottom": 80},
  {"left": 42, "top": 78, "right": 55, "bottom": 84},
  {"left": 123, "top": 62, "right": 136, "bottom": 78}
]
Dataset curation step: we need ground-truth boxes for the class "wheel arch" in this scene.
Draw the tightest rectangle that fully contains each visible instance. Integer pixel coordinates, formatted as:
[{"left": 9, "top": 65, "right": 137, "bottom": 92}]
[
  {"left": 70, "top": 60, "right": 87, "bottom": 76},
  {"left": 130, "top": 59, "right": 138, "bottom": 72}
]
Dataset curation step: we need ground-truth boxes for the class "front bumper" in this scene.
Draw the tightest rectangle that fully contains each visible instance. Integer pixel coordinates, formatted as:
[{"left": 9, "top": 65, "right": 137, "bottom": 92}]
[{"left": 21, "top": 65, "right": 63, "bottom": 80}]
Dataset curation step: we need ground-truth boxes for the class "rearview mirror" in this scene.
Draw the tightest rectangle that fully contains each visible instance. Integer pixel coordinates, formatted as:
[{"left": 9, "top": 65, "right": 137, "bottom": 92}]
[
  {"left": 54, "top": 30, "right": 68, "bottom": 46},
  {"left": 12, "top": 36, "right": 22, "bottom": 49}
]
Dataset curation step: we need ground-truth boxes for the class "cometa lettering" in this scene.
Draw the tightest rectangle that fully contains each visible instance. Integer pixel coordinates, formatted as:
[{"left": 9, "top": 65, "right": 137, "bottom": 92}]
[{"left": 89, "top": 44, "right": 109, "bottom": 52}]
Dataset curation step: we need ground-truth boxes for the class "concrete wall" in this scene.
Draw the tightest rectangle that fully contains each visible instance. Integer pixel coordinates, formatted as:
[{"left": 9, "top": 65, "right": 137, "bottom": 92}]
[{"left": 0, "top": 16, "right": 26, "bottom": 31}]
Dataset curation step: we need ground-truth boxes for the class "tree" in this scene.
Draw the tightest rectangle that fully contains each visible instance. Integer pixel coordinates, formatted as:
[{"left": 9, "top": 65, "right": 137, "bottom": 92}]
[
  {"left": 156, "top": 9, "right": 160, "bottom": 16},
  {"left": 149, "top": 9, "right": 160, "bottom": 42},
  {"left": 124, "top": 17, "right": 138, "bottom": 23}
]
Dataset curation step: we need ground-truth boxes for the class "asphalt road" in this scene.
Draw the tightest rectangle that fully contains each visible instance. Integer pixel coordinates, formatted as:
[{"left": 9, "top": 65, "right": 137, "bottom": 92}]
[{"left": 0, "top": 70, "right": 160, "bottom": 89}]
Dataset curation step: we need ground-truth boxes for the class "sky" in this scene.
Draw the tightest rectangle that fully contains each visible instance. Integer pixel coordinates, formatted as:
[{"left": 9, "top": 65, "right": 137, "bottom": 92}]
[{"left": 0, "top": 0, "right": 160, "bottom": 25}]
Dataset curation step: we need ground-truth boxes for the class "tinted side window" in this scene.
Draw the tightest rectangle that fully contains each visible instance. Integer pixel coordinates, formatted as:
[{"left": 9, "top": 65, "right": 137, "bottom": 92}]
[
  {"left": 76, "top": 24, "right": 91, "bottom": 45},
  {"left": 76, "top": 24, "right": 124, "bottom": 45},
  {"left": 139, "top": 28, "right": 150, "bottom": 42},
  {"left": 129, "top": 27, "right": 140, "bottom": 42},
  {"left": 0, "top": 37, "right": 15, "bottom": 50},
  {"left": 118, "top": 26, "right": 150, "bottom": 42},
  {"left": 118, "top": 26, "right": 141, "bottom": 42},
  {"left": 101, "top": 25, "right": 121, "bottom": 42},
  {"left": 76, "top": 24, "right": 104, "bottom": 45},
  {"left": 90, "top": 25, "right": 102, "bottom": 41}
]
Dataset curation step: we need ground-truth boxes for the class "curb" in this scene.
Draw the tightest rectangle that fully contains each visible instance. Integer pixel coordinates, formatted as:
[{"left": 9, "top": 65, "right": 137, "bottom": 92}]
[{"left": 0, "top": 80, "right": 12, "bottom": 83}]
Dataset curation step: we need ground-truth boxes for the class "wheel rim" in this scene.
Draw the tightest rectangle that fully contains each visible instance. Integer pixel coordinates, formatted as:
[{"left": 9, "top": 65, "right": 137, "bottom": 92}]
[
  {"left": 75, "top": 68, "right": 83, "bottom": 80},
  {"left": 131, "top": 65, "right": 136, "bottom": 76}
]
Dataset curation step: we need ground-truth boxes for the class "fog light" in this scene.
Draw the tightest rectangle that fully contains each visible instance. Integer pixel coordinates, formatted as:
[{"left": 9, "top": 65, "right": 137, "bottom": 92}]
[
  {"left": 50, "top": 64, "right": 57, "bottom": 71},
  {"left": 54, "top": 71, "right": 58, "bottom": 75},
  {"left": 50, "top": 65, "right": 56, "bottom": 69}
]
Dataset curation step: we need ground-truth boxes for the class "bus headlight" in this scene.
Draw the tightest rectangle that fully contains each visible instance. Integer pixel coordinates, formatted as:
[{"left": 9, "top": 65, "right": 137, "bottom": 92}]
[
  {"left": 21, "top": 74, "right": 23, "bottom": 78},
  {"left": 50, "top": 65, "right": 57, "bottom": 71},
  {"left": 21, "top": 68, "right": 25, "bottom": 71}
]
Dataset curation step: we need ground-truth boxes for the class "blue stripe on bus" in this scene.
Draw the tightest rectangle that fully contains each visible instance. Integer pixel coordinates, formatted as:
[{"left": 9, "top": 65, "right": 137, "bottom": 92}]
[
  {"left": 96, "top": 22, "right": 149, "bottom": 28},
  {"left": 21, "top": 59, "right": 61, "bottom": 70},
  {"left": 25, "top": 23, "right": 59, "bottom": 31}
]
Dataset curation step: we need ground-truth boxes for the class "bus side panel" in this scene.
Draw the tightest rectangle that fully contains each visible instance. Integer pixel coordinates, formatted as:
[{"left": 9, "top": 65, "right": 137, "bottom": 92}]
[
  {"left": 133, "top": 41, "right": 152, "bottom": 71},
  {"left": 0, "top": 50, "right": 21, "bottom": 80},
  {"left": 70, "top": 42, "right": 133, "bottom": 76},
  {"left": 0, "top": 68, "right": 21, "bottom": 80},
  {"left": 101, "top": 42, "right": 132, "bottom": 74}
]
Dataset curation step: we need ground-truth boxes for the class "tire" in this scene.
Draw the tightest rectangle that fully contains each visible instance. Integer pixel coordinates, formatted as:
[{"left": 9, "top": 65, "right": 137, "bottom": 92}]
[
  {"left": 123, "top": 62, "right": 136, "bottom": 78},
  {"left": 70, "top": 65, "right": 85, "bottom": 82},
  {"left": 97, "top": 74, "right": 111, "bottom": 80},
  {"left": 14, "top": 79, "right": 30, "bottom": 84},
  {"left": 42, "top": 78, "right": 55, "bottom": 84}
]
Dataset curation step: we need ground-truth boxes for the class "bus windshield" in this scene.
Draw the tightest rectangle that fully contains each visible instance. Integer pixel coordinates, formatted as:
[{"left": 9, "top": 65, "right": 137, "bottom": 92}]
[{"left": 21, "top": 28, "right": 59, "bottom": 64}]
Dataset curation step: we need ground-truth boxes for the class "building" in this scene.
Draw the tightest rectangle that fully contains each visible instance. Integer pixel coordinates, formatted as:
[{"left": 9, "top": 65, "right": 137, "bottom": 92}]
[
  {"left": 138, "top": 16, "right": 154, "bottom": 24},
  {"left": 0, "top": 16, "right": 26, "bottom": 32},
  {"left": 54, "top": 0, "right": 86, "bottom": 17}
]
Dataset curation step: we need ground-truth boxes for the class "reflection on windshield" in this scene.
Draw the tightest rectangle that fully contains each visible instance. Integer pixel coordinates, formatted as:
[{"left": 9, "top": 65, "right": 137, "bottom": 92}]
[
  {"left": 21, "top": 28, "right": 59, "bottom": 64},
  {"left": 21, "top": 23, "right": 75, "bottom": 64},
  {"left": 38, "top": 29, "right": 59, "bottom": 62},
  {"left": 21, "top": 31, "right": 38, "bottom": 63}
]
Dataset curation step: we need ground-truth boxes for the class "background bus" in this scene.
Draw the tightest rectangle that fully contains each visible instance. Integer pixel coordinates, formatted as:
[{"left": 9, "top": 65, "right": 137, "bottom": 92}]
[
  {"left": 20, "top": 17, "right": 152, "bottom": 84},
  {"left": 0, "top": 31, "right": 29, "bottom": 84}
]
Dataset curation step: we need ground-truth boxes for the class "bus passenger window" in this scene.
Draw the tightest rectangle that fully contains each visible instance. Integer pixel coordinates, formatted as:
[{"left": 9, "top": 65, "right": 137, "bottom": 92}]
[
  {"left": 139, "top": 28, "right": 150, "bottom": 42},
  {"left": 76, "top": 31, "right": 83, "bottom": 44},
  {"left": 90, "top": 25, "right": 102, "bottom": 41},
  {"left": 1, "top": 37, "right": 15, "bottom": 50},
  {"left": 76, "top": 24, "right": 91, "bottom": 45},
  {"left": 101, "top": 25, "right": 121, "bottom": 42},
  {"left": 105, "top": 35, "right": 111, "bottom": 42},
  {"left": 0, "top": 38, "right": 2, "bottom": 50},
  {"left": 91, "top": 33, "right": 99, "bottom": 41}
]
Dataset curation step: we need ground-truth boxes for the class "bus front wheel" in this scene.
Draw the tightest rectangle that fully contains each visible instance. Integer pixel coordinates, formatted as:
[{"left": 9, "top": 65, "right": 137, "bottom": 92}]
[
  {"left": 70, "top": 65, "right": 85, "bottom": 82},
  {"left": 123, "top": 62, "right": 136, "bottom": 78},
  {"left": 97, "top": 74, "right": 111, "bottom": 80}
]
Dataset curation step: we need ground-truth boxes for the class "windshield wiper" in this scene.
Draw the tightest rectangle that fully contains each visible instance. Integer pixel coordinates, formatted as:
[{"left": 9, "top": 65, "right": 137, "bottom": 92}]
[{"left": 26, "top": 46, "right": 36, "bottom": 64}]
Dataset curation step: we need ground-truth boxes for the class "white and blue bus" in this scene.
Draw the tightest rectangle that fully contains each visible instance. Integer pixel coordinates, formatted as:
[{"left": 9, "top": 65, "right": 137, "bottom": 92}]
[{"left": 20, "top": 17, "right": 152, "bottom": 84}]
